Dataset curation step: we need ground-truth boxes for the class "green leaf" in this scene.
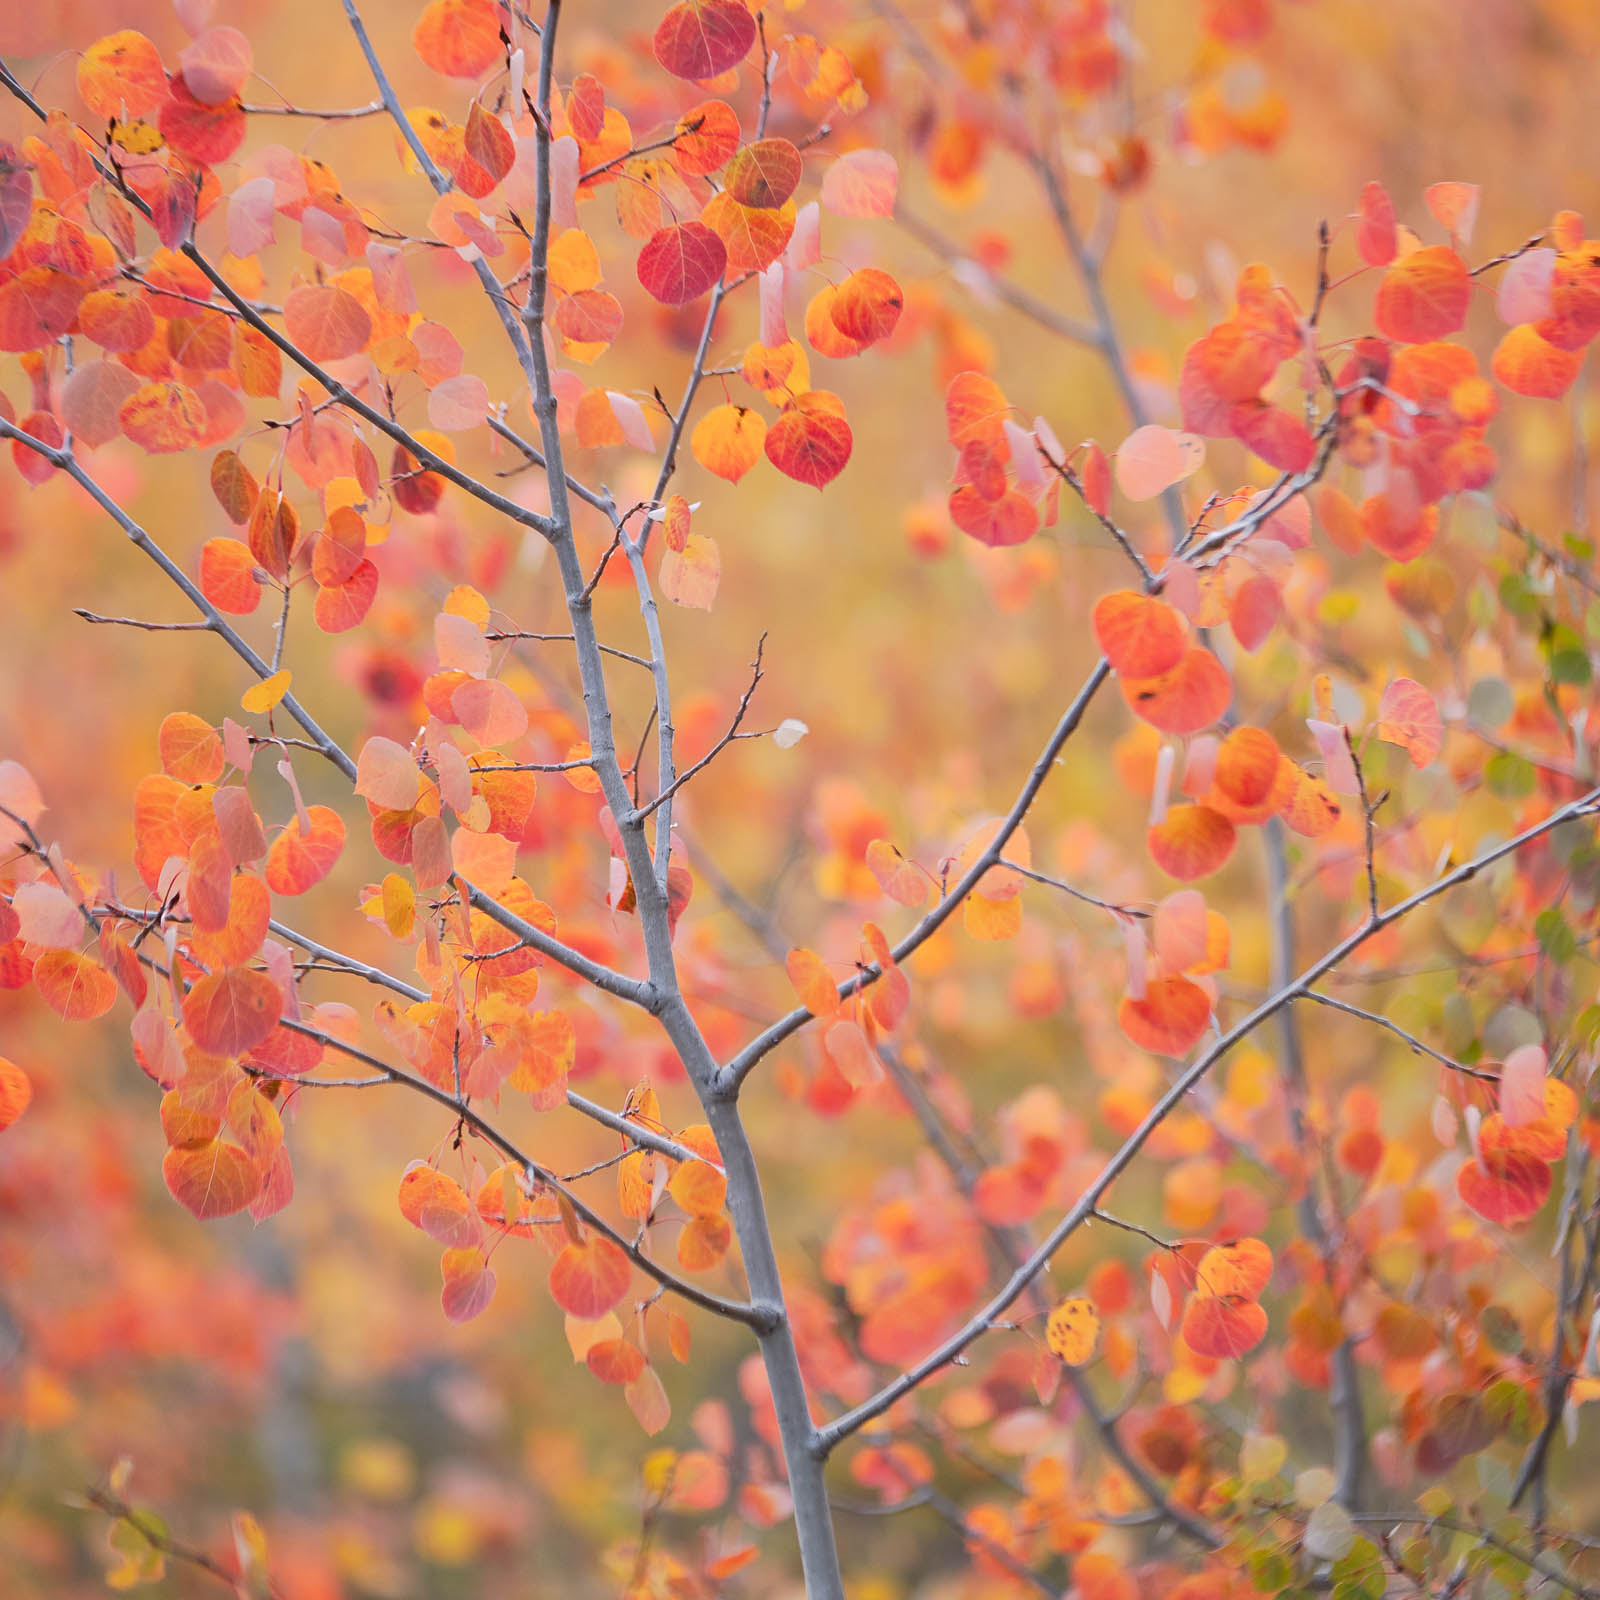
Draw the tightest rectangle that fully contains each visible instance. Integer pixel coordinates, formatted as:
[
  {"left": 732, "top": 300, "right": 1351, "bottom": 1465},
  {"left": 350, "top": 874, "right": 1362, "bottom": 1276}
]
[
  {"left": 1486, "top": 750, "right": 1536, "bottom": 798},
  {"left": 106, "top": 1513, "right": 167, "bottom": 1590},
  {"left": 1535, "top": 907, "right": 1578, "bottom": 963}
]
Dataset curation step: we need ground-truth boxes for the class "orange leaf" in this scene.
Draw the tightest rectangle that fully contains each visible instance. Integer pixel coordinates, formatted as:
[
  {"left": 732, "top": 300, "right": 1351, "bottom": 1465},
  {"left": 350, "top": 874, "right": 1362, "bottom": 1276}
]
[
  {"left": 1196, "top": 1238, "right": 1273, "bottom": 1299},
  {"left": 1093, "top": 591, "right": 1187, "bottom": 678},
  {"left": 1122, "top": 647, "right": 1231, "bottom": 736},
  {"left": 0, "top": 1057, "right": 33, "bottom": 1130},
  {"left": 725, "top": 138, "right": 803, "bottom": 209},
  {"left": 1180, "top": 1294, "right": 1268, "bottom": 1358},
  {"left": 1275, "top": 765, "right": 1342, "bottom": 838},
  {"left": 673, "top": 100, "right": 741, "bottom": 175},
  {"left": 829, "top": 268, "right": 903, "bottom": 346},
  {"left": 549, "top": 1234, "right": 632, "bottom": 1319},
  {"left": 182, "top": 966, "right": 281, "bottom": 1056},
  {"left": 586, "top": 1338, "right": 647, "bottom": 1384},
  {"left": 945, "top": 371, "right": 1009, "bottom": 449},
  {"left": 1424, "top": 181, "right": 1479, "bottom": 244},
  {"left": 159, "top": 712, "right": 224, "bottom": 784},
  {"left": 163, "top": 1139, "right": 262, "bottom": 1220},
  {"left": 786, "top": 947, "right": 840, "bottom": 1017},
  {"left": 399, "top": 1164, "right": 480, "bottom": 1244},
  {"left": 625, "top": 1362, "right": 671, "bottom": 1435},
  {"left": 441, "top": 1246, "right": 497, "bottom": 1322},
  {"left": 199, "top": 538, "right": 263, "bottom": 615},
  {"left": 78, "top": 30, "right": 168, "bottom": 117},
  {"left": 33, "top": 949, "right": 117, "bottom": 1021},
  {"left": 413, "top": 0, "right": 502, "bottom": 78},
  {"left": 1119, "top": 976, "right": 1211, "bottom": 1057},
  {"left": 1148, "top": 804, "right": 1235, "bottom": 881},
  {"left": 120, "top": 381, "right": 208, "bottom": 453},
  {"left": 667, "top": 1125, "right": 727, "bottom": 1217},
  {"left": 1211, "top": 726, "right": 1281, "bottom": 816},
  {"left": 283, "top": 284, "right": 371, "bottom": 362},
  {"left": 1491, "top": 323, "right": 1583, "bottom": 399},
  {"left": 701, "top": 191, "right": 794, "bottom": 274},
  {"left": 265, "top": 805, "right": 345, "bottom": 895},
  {"left": 948, "top": 484, "right": 1038, "bottom": 547},
  {"left": 1374, "top": 246, "right": 1470, "bottom": 343},
  {"left": 677, "top": 1214, "right": 733, "bottom": 1271}
]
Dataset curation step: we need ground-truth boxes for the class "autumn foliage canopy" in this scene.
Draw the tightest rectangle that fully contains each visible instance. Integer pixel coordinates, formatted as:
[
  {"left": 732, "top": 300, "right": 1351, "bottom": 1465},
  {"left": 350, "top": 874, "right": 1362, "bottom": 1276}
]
[{"left": 2, "top": 0, "right": 1600, "bottom": 1596}]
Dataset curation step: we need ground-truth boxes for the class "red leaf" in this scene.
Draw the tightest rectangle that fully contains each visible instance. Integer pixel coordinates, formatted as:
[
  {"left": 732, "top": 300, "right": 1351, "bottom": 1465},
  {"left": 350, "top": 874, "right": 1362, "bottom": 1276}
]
[
  {"left": 765, "top": 391, "right": 852, "bottom": 488},
  {"left": 948, "top": 485, "right": 1037, "bottom": 546},
  {"left": 1457, "top": 1149, "right": 1552, "bottom": 1226},
  {"left": 653, "top": 0, "right": 757, "bottom": 80},
  {"left": 636, "top": 221, "right": 727, "bottom": 306}
]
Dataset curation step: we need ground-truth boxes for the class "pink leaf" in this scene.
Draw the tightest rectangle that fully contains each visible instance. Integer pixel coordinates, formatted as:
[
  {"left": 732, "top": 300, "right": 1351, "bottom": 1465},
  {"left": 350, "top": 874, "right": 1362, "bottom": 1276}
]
[
  {"left": 820, "top": 149, "right": 898, "bottom": 218},
  {"left": 226, "top": 176, "right": 277, "bottom": 258},
  {"left": 367, "top": 242, "right": 418, "bottom": 314},
  {"left": 1500, "top": 1044, "right": 1548, "bottom": 1129},
  {"left": 427, "top": 374, "right": 490, "bottom": 432},
  {"left": 607, "top": 392, "right": 655, "bottom": 451},
  {"left": 1114, "top": 425, "right": 1204, "bottom": 501},
  {"left": 1376, "top": 677, "right": 1443, "bottom": 768},
  {"left": 354, "top": 736, "right": 419, "bottom": 811},
  {"left": 1306, "top": 719, "right": 1359, "bottom": 795},
  {"left": 435, "top": 611, "right": 490, "bottom": 676},
  {"left": 784, "top": 200, "right": 821, "bottom": 271},
  {"left": 1154, "top": 889, "right": 1208, "bottom": 973},
  {"left": 179, "top": 26, "right": 252, "bottom": 106},
  {"left": 759, "top": 262, "right": 787, "bottom": 348},
  {"left": 1496, "top": 248, "right": 1556, "bottom": 326}
]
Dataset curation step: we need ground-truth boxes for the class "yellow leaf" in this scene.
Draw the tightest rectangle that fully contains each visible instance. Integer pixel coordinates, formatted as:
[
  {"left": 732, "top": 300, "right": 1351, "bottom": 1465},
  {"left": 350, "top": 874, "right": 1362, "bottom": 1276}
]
[
  {"left": 241, "top": 670, "right": 291, "bottom": 714},
  {"left": 1240, "top": 1431, "right": 1287, "bottom": 1485},
  {"left": 381, "top": 873, "right": 415, "bottom": 939},
  {"left": 1045, "top": 1295, "right": 1100, "bottom": 1365}
]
